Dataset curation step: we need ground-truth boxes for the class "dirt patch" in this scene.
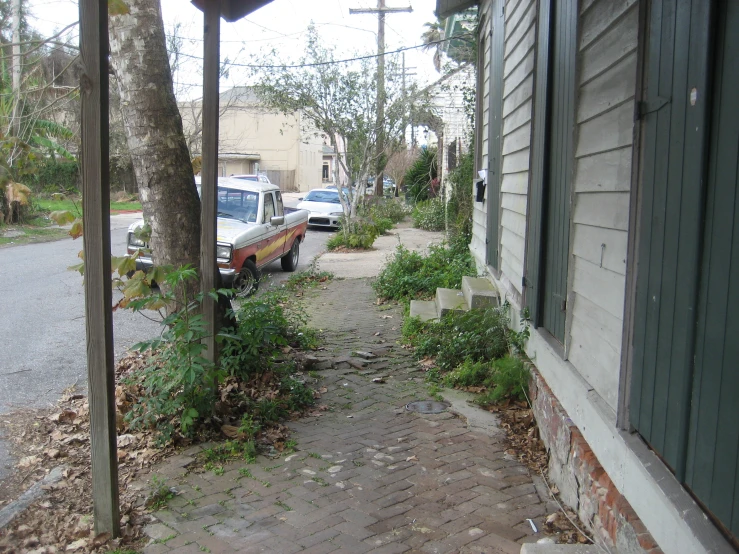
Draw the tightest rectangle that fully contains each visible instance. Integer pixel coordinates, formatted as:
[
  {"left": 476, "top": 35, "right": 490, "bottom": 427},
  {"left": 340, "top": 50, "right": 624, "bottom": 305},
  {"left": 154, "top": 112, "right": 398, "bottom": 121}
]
[{"left": 0, "top": 348, "right": 319, "bottom": 553}]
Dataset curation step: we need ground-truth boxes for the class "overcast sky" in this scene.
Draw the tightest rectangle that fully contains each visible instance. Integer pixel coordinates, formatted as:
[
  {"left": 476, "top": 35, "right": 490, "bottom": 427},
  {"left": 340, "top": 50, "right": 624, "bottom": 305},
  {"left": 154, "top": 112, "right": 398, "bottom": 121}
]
[{"left": 27, "top": 0, "right": 441, "bottom": 100}]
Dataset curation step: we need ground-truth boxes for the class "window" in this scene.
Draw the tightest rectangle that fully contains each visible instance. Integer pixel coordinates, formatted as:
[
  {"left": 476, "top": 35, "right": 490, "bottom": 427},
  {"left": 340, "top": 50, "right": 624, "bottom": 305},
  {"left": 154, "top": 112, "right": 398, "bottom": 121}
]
[
  {"left": 322, "top": 163, "right": 330, "bottom": 181},
  {"left": 263, "top": 193, "right": 275, "bottom": 223}
]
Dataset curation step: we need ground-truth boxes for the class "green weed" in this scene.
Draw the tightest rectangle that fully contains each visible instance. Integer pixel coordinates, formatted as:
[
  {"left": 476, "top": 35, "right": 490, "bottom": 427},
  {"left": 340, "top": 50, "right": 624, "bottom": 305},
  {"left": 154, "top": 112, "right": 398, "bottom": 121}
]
[{"left": 147, "top": 476, "right": 175, "bottom": 511}]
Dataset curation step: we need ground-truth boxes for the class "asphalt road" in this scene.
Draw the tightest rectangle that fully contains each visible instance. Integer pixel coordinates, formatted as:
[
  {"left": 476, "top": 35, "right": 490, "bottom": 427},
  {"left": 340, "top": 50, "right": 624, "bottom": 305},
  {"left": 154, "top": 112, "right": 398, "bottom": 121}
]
[{"left": 0, "top": 204, "right": 330, "bottom": 477}]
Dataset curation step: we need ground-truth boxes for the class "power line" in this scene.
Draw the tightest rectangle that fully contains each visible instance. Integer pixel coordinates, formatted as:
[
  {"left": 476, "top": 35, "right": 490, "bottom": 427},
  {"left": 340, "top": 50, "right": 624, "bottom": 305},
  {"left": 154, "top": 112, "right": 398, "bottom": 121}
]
[{"left": 168, "top": 35, "right": 472, "bottom": 71}]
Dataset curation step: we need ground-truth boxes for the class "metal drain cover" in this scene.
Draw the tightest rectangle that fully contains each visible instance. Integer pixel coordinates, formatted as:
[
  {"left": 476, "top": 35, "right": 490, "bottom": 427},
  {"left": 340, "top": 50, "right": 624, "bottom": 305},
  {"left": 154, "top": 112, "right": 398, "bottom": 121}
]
[{"left": 405, "top": 401, "right": 449, "bottom": 414}]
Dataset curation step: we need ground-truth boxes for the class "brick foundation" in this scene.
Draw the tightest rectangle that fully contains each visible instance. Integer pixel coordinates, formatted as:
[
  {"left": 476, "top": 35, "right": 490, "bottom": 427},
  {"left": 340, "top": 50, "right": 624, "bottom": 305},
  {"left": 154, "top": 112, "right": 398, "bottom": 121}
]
[{"left": 529, "top": 368, "right": 663, "bottom": 554}]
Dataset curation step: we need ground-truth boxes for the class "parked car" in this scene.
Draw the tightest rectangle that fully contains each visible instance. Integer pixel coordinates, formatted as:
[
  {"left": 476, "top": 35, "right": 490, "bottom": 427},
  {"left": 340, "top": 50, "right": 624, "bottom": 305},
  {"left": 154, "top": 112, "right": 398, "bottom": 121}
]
[
  {"left": 296, "top": 188, "right": 347, "bottom": 229},
  {"left": 231, "top": 174, "right": 271, "bottom": 184},
  {"left": 127, "top": 177, "right": 308, "bottom": 296}
]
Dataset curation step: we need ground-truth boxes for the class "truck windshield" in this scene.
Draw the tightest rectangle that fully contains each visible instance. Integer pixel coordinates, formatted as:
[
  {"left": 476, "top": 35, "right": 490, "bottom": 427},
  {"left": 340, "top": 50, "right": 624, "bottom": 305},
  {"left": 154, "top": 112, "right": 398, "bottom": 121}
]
[{"left": 217, "top": 187, "right": 259, "bottom": 223}]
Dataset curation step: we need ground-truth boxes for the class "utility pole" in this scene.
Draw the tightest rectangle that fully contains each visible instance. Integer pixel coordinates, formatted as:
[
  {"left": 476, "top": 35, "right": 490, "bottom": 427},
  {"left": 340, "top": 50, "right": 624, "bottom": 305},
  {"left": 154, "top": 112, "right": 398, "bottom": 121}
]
[
  {"left": 11, "top": 0, "right": 22, "bottom": 135},
  {"left": 350, "top": 1, "right": 412, "bottom": 196},
  {"left": 399, "top": 53, "right": 417, "bottom": 146}
]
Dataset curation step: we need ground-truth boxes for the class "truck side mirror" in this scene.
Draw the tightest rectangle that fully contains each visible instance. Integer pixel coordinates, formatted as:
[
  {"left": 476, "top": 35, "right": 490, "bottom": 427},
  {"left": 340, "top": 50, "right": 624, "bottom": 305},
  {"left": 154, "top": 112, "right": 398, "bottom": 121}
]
[{"left": 270, "top": 215, "right": 285, "bottom": 226}]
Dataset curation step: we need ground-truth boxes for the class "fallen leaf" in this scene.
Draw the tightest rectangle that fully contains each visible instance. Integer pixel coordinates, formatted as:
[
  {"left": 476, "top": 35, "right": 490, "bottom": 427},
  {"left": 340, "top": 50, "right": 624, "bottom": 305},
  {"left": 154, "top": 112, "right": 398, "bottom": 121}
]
[
  {"left": 381, "top": 315, "right": 393, "bottom": 319},
  {"left": 117, "top": 434, "right": 137, "bottom": 447},
  {"left": 18, "top": 455, "right": 39, "bottom": 468},
  {"left": 406, "top": 455, "right": 418, "bottom": 462}
]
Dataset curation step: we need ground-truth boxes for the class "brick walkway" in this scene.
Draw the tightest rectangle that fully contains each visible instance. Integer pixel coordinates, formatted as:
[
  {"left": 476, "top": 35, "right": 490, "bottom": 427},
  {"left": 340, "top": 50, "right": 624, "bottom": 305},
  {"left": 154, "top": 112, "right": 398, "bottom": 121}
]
[{"left": 141, "top": 279, "right": 554, "bottom": 554}]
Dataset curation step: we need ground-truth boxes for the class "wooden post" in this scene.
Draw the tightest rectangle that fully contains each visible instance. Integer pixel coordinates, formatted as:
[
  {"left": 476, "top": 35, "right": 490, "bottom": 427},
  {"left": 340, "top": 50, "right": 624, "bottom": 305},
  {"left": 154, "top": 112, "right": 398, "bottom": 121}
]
[
  {"left": 201, "top": 1, "right": 220, "bottom": 362},
  {"left": 79, "top": 0, "right": 120, "bottom": 537}
]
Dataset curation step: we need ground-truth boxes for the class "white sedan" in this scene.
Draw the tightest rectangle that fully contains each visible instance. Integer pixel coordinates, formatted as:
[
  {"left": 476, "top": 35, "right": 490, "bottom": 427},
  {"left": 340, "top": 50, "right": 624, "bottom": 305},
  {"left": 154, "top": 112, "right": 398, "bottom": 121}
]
[{"left": 296, "top": 188, "right": 346, "bottom": 229}]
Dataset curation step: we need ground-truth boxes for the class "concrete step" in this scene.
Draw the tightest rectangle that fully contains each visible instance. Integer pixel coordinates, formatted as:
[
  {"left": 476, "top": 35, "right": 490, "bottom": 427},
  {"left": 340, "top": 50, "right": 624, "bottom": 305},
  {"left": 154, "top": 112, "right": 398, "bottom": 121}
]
[
  {"left": 462, "top": 276, "right": 500, "bottom": 310},
  {"left": 410, "top": 300, "right": 438, "bottom": 322},
  {"left": 435, "top": 288, "right": 468, "bottom": 317}
]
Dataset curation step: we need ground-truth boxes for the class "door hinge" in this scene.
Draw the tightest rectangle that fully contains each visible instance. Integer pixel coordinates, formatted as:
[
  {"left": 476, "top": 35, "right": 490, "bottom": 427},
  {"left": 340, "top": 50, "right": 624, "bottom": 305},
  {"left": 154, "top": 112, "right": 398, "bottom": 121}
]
[
  {"left": 522, "top": 276, "right": 528, "bottom": 289},
  {"left": 485, "top": 238, "right": 489, "bottom": 244},
  {"left": 636, "top": 96, "right": 671, "bottom": 121},
  {"left": 561, "top": 299, "right": 567, "bottom": 312}
]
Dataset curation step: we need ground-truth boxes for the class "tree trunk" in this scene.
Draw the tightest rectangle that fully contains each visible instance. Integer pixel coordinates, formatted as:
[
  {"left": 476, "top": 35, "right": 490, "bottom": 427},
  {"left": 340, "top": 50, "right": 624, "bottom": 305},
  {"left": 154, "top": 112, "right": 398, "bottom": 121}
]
[{"left": 108, "top": 0, "right": 200, "bottom": 278}]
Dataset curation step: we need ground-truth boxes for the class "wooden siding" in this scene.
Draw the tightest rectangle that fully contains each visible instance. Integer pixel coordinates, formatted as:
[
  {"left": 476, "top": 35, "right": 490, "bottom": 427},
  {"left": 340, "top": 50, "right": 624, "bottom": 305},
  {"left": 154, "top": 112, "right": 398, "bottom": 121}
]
[
  {"left": 497, "top": 0, "right": 536, "bottom": 295},
  {"left": 566, "top": 0, "right": 639, "bottom": 410}
]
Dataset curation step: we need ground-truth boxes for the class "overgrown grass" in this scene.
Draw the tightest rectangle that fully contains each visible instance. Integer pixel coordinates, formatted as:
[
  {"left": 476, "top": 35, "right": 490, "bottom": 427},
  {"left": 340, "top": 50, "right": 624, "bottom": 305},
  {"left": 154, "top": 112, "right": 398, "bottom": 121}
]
[
  {"left": 34, "top": 196, "right": 142, "bottom": 214},
  {"left": 122, "top": 267, "right": 317, "bottom": 445},
  {"left": 326, "top": 217, "right": 382, "bottom": 250},
  {"left": 372, "top": 235, "right": 475, "bottom": 302},
  {"left": 403, "top": 306, "right": 511, "bottom": 372}
]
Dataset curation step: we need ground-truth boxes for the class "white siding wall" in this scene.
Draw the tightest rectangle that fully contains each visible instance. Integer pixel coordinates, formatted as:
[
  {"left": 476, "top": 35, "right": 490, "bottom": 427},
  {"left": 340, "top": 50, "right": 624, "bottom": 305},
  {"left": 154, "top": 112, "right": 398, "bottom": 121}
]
[
  {"left": 567, "top": 0, "right": 638, "bottom": 409},
  {"left": 499, "top": 0, "right": 536, "bottom": 299},
  {"left": 470, "top": 1, "right": 493, "bottom": 264}
]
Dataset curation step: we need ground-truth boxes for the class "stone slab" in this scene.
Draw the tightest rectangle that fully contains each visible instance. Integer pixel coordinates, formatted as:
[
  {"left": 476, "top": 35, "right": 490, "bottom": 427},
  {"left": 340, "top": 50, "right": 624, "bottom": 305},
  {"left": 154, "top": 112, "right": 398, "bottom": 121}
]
[
  {"left": 462, "top": 276, "right": 499, "bottom": 310},
  {"left": 435, "top": 287, "right": 468, "bottom": 317}
]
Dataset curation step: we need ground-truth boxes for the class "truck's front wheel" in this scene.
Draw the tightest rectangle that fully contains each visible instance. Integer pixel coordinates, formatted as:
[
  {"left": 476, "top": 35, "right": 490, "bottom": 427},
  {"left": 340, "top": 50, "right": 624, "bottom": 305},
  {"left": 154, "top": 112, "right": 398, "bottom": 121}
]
[
  {"left": 281, "top": 239, "right": 300, "bottom": 272},
  {"left": 234, "top": 259, "right": 260, "bottom": 297}
]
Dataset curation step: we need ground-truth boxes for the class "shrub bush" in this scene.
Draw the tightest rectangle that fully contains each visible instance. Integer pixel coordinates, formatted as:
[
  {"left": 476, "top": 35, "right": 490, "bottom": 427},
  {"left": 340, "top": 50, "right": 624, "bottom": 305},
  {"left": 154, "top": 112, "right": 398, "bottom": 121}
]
[
  {"left": 327, "top": 216, "right": 380, "bottom": 250},
  {"left": 411, "top": 198, "right": 445, "bottom": 231},
  {"left": 373, "top": 239, "right": 474, "bottom": 302},
  {"left": 363, "top": 197, "right": 409, "bottom": 224},
  {"left": 405, "top": 306, "right": 511, "bottom": 372},
  {"left": 123, "top": 268, "right": 315, "bottom": 443},
  {"left": 403, "top": 147, "right": 438, "bottom": 203},
  {"left": 446, "top": 146, "right": 474, "bottom": 241},
  {"left": 29, "top": 159, "right": 80, "bottom": 193}
]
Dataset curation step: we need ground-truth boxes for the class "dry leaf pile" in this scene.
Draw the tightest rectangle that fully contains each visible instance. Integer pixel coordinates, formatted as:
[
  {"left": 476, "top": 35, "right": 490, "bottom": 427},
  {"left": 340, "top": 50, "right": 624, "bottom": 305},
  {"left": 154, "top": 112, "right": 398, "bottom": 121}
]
[
  {"left": 486, "top": 399, "right": 591, "bottom": 544},
  {"left": 0, "top": 347, "right": 320, "bottom": 553}
]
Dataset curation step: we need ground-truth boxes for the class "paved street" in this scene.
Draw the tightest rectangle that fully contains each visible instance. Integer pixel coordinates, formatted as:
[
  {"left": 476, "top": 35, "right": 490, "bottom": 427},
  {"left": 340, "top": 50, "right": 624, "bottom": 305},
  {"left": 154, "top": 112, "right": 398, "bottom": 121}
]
[
  {"left": 138, "top": 279, "right": 552, "bottom": 553},
  {"left": 0, "top": 206, "right": 330, "bottom": 478}
]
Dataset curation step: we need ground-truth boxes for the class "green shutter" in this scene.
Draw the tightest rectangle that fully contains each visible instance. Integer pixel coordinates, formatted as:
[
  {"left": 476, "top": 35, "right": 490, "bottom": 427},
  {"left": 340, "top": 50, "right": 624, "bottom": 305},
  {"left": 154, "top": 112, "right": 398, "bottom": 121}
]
[
  {"left": 525, "top": 0, "right": 575, "bottom": 343},
  {"left": 685, "top": 0, "right": 739, "bottom": 537},
  {"left": 485, "top": 0, "right": 505, "bottom": 268},
  {"left": 630, "top": 0, "right": 711, "bottom": 476},
  {"left": 525, "top": 0, "right": 552, "bottom": 325}
]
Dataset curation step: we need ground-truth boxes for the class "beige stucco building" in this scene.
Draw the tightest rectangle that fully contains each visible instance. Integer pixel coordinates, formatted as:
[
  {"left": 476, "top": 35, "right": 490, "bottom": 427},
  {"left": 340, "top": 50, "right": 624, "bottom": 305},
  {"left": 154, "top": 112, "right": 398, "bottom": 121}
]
[{"left": 180, "top": 87, "right": 324, "bottom": 192}]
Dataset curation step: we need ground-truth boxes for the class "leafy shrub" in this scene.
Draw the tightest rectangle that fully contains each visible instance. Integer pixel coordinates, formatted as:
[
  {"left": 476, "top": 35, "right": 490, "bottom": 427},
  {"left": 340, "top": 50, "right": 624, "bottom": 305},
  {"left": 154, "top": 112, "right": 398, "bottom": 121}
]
[
  {"left": 446, "top": 146, "right": 474, "bottom": 241},
  {"left": 219, "top": 291, "right": 304, "bottom": 379},
  {"left": 362, "top": 196, "right": 409, "bottom": 224},
  {"left": 373, "top": 240, "right": 474, "bottom": 302},
  {"left": 29, "top": 159, "right": 80, "bottom": 193},
  {"left": 411, "top": 198, "right": 445, "bottom": 231},
  {"left": 476, "top": 356, "right": 530, "bottom": 405},
  {"left": 442, "top": 356, "right": 529, "bottom": 405},
  {"left": 327, "top": 217, "right": 380, "bottom": 249},
  {"left": 125, "top": 267, "right": 222, "bottom": 443},
  {"left": 123, "top": 268, "right": 315, "bottom": 444},
  {"left": 406, "top": 306, "right": 511, "bottom": 372},
  {"left": 404, "top": 147, "right": 438, "bottom": 203},
  {"left": 443, "top": 359, "right": 490, "bottom": 388}
]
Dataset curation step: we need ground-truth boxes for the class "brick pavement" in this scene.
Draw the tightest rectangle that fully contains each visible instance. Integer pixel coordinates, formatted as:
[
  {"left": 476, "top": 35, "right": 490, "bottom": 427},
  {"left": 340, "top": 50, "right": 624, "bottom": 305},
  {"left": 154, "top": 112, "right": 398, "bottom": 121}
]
[{"left": 140, "top": 279, "right": 555, "bottom": 554}]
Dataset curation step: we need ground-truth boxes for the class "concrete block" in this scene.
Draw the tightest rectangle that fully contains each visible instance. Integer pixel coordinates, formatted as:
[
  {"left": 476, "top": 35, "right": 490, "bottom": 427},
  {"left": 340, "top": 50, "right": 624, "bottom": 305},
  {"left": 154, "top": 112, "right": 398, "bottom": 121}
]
[
  {"left": 435, "top": 288, "right": 468, "bottom": 317},
  {"left": 462, "top": 276, "right": 499, "bottom": 310},
  {"left": 520, "top": 543, "right": 602, "bottom": 554},
  {"left": 410, "top": 300, "right": 438, "bottom": 322}
]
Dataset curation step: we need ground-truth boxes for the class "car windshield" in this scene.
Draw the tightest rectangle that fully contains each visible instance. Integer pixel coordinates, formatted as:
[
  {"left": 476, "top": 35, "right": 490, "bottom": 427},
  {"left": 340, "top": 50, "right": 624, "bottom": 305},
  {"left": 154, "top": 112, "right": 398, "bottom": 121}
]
[
  {"left": 304, "top": 190, "right": 340, "bottom": 203},
  {"left": 232, "top": 175, "right": 258, "bottom": 181},
  {"left": 217, "top": 187, "right": 259, "bottom": 223}
]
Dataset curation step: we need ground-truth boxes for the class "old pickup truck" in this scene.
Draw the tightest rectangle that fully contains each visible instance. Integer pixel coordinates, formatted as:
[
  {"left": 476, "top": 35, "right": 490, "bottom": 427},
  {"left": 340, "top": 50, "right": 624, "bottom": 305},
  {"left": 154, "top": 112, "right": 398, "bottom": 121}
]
[{"left": 127, "top": 177, "right": 309, "bottom": 296}]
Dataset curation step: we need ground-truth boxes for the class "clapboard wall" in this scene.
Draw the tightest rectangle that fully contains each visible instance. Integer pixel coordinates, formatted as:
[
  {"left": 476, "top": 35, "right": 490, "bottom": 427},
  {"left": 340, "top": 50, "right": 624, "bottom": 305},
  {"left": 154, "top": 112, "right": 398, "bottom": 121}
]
[
  {"left": 567, "top": 0, "right": 638, "bottom": 409},
  {"left": 499, "top": 0, "right": 536, "bottom": 301}
]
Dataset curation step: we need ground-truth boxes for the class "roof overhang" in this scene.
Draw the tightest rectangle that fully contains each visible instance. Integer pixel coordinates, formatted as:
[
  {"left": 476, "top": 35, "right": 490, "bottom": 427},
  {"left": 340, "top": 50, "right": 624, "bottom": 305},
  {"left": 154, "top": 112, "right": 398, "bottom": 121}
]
[
  {"left": 190, "top": 0, "right": 274, "bottom": 22},
  {"left": 218, "top": 152, "right": 261, "bottom": 160},
  {"left": 436, "top": 0, "right": 478, "bottom": 19}
]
